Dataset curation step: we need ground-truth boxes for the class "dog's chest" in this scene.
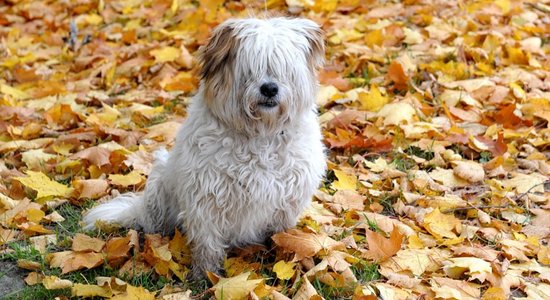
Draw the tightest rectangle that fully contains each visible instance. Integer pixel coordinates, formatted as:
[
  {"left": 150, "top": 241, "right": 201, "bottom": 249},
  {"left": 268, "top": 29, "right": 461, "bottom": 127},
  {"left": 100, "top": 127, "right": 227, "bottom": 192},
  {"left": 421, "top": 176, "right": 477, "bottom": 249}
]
[{"left": 217, "top": 134, "right": 315, "bottom": 203}]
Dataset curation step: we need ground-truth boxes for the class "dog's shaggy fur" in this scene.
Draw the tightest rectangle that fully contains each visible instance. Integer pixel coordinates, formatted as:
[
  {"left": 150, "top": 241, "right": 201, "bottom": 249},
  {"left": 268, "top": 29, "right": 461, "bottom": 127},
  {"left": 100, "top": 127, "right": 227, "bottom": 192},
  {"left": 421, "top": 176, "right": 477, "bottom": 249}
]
[{"left": 83, "top": 17, "right": 326, "bottom": 278}]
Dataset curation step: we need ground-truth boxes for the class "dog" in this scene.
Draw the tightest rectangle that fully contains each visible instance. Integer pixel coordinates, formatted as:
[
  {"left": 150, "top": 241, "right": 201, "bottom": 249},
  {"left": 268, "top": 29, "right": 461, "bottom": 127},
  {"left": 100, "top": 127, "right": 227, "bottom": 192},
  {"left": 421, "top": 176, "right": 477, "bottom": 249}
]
[{"left": 83, "top": 17, "right": 326, "bottom": 279}]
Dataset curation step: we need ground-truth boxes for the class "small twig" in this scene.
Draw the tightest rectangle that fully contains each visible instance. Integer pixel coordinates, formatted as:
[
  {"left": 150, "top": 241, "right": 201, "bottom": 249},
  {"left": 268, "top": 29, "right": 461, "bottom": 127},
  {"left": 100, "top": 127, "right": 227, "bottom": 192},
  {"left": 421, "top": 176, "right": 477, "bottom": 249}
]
[
  {"left": 190, "top": 288, "right": 213, "bottom": 299},
  {"left": 514, "top": 180, "right": 549, "bottom": 202},
  {"left": 527, "top": 2, "right": 550, "bottom": 13},
  {"left": 443, "top": 204, "right": 508, "bottom": 213}
]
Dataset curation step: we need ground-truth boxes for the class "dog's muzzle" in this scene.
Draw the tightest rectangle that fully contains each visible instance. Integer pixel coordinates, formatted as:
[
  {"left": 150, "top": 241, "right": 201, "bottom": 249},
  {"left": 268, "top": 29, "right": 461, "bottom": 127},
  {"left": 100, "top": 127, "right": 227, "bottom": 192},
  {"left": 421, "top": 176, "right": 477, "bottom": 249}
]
[{"left": 258, "top": 82, "right": 279, "bottom": 108}]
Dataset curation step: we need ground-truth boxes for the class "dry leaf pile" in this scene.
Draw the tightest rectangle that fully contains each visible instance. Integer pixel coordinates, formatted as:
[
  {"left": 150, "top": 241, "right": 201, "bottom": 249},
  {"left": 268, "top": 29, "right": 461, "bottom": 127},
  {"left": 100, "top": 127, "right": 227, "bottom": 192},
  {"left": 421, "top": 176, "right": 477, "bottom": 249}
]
[{"left": 0, "top": 0, "right": 549, "bottom": 299}]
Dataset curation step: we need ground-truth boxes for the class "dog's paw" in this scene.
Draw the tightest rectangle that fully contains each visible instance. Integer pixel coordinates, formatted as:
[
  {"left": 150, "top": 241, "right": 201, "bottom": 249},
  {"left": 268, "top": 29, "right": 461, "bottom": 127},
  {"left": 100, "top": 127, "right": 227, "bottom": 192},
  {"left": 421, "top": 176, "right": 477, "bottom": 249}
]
[{"left": 187, "top": 266, "right": 214, "bottom": 282}]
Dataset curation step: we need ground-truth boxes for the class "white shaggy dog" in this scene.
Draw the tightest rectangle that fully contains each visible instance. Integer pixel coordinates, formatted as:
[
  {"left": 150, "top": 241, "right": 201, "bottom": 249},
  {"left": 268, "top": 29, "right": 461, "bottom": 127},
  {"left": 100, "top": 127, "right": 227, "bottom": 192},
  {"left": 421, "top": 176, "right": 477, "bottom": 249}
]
[{"left": 84, "top": 17, "right": 326, "bottom": 278}]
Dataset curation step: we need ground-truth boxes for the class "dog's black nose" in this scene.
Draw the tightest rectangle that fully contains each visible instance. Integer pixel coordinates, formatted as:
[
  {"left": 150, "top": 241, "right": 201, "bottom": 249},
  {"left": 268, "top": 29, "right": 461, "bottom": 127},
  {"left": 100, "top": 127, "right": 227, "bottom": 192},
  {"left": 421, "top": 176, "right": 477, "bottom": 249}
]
[{"left": 260, "top": 82, "right": 278, "bottom": 98}]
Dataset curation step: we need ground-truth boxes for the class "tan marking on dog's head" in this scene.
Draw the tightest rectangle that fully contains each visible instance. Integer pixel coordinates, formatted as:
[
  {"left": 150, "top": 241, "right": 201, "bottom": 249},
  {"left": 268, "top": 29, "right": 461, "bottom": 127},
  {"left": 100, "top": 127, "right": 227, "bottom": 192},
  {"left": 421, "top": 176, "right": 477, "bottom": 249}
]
[
  {"left": 288, "top": 18, "right": 325, "bottom": 71},
  {"left": 198, "top": 21, "right": 239, "bottom": 81}
]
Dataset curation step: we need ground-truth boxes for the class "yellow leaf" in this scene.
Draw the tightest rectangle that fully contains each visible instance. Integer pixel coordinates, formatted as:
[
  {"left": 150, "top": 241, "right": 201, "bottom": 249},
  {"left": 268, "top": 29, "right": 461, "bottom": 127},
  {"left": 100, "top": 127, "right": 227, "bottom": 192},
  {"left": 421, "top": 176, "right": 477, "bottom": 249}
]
[
  {"left": 1, "top": 83, "right": 30, "bottom": 100},
  {"left": 105, "top": 62, "right": 116, "bottom": 88},
  {"left": 482, "top": 287, "right": 506, "bottom": 300},
  {"left": 72, "top": 283, "right": 112, "bottom": 298},
  {"left": 443, "top": 257, "right": 492, "bottom": 282},
  {"left": 108, "top": 171, "right": 144, "bottom": 187},
  {"left": 42, "top": 275, "right": 73, "bottom": 290},
  {"left": 495, "top": 0, "right": 511, "bottom": 14},
  {"left": 316, "top": 0, "right": 338, "bottom": 12},
  {"left": 286, "top": 0, "right": 314, "bottom": 8},
  {"left": 359, "top": 84, "right": 388, "bottom": 112},
  {"left": 331, "top": 170, "right": 357, "bottom": 191},
  {"left": 15, "top": 171, "right": 73, "bottom": 199},
  {"left": 423, "top": 208, "right": 462, "bottom": 240},
  {"left": 26, "top": 208, "right": 45, "bottom": 223},
  {"left": 273, "top": 260, "right": 296, "bottom": 280},
  {"left": 407, "top": 234, "right": 424, "bottom": 249},
  {"left": 111, "top": 285, "right": 156, "bottom": 300},
  {"left": 377, "top": 102, "right": 417, "bottom": 126},
  {"left": 82, "top": 14, "right": 103, "bottom": 26},
  {"left": 170, "top": 0, "right": 178, "bottom": 14},
  {"left": 509, "top": 82, "right": 526, "bottom": 100},
  {"left": 212, "top": 271, "right": 263, "bottom": 300},
  {"left": 150, "top": 47, "right": 180, "bottom": 64},
  {"left": 365, "top": 29, "right": 383, "bottom": 47}
]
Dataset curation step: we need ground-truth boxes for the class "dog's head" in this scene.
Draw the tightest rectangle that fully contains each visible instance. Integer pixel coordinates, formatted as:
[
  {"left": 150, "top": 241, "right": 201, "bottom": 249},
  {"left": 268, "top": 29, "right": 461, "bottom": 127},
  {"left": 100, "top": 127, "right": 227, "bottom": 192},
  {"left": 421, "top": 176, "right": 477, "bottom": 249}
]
[{"left": 198, "top": 18, "right": 324, "bottom": 136}]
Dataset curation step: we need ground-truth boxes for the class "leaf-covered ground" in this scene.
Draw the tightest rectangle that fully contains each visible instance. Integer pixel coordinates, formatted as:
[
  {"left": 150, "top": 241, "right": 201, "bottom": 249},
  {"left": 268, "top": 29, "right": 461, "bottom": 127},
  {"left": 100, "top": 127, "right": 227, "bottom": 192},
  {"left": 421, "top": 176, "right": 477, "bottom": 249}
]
[{"left": 1, "top": 0, "right": 549, "bottom": 299}]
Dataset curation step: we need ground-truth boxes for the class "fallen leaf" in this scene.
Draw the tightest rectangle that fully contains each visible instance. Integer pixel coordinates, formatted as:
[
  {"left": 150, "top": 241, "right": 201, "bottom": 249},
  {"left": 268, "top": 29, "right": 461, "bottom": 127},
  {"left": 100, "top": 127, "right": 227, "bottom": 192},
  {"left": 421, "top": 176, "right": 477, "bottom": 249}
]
[
  {"left": 211, "top": 271, "right": 263, "bottom": 300},
  {"left": 423, "top": 209, "right": 462, "bottom": 240},
  {"left": 42, "top": 275, "right": 73, "bottom": 290},
  {"left": 150, "top": 46, "right": 181, "bottom": 64},
  {"left": 108, "top": 171, "right": 144, "bottom": 187},
  {"left": 273, "top": 260, "right": 296, "bottom": 280},
  {"left": 272, "top": 229, "right": 345, "bottom": 260},
  {"left": 364, "top": 226, "right": 404, "bottom": 262},
  {"left": 72, "top": 233, "right": 105, "bottom": 252},
  {"left": 14, "top": 171, "right": 73, "bottom": 199}
]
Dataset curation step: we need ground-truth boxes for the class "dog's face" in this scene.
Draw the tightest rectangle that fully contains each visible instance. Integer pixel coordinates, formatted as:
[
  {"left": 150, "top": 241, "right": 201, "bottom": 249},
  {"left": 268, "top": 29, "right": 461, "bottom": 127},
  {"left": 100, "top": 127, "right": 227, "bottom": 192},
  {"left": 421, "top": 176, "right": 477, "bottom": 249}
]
[{"left": 198, "top": 18, "right": 324, "bottom": 136}]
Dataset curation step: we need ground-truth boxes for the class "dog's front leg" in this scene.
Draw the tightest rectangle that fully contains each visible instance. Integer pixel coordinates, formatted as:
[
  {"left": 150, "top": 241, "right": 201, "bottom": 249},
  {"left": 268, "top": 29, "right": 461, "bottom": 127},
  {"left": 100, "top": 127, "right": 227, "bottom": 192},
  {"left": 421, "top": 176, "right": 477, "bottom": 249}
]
[
  {"left": 186, "top": 224, "right": 226, "bottom": 280},
  {"left": 271, "top": 207, "right": 301, "bottom": 233}
]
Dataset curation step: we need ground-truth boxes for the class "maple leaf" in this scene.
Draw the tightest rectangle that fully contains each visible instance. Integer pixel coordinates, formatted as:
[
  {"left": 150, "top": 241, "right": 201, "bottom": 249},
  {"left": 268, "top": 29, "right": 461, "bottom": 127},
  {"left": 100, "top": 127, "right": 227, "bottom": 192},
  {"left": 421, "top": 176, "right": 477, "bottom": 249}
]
[
  {"left": 377, "top": 102, "right": 417, "bottom": 126},
  {"left": 359, "top": 84, "right": 388, "bottom": 112},
  {"left": 42, "top": 275, "right": 73, "bottom": 290},
  {"left": 331, "top": 169, "right": 358, "bottom": 191},
  {"left": 423, "top": 209, "right": 462, "bottom": 241},
  {"left": 150, "top": 47, "right": 181, "bottom": 64},
  {"left": 72, "top": 283, "right": 113, "bottom": 298},
  {"left": 14, "top": 171, "right": 73, "bottom": 199},
  {"left": 272, "top": 229, "right": 345, "bottom": 260},
  {"left": 72, "top": 178, "right": 109, "bottom": 199},
  {"left": 72, "top": 233, "right": 105, "bottom": 252},
  {"left": 111, "top": 285, "right": 156, "bottom": 300},
  {"left": 211, "top": 271, "right": 263, "bottom": 300},
  {"left": 364, "top": 226, "right": 404, "bottom": 262},
  {"left": 273, "top": 260, "right": 296, "bottom": 280},
  {"left": 387, "top": 61, "right": 408, "bottom": 91},
  {"left": 47, "top": 251, "right": 104, "bottom": 274},
  {"left": 108, "top": 171, "right": 144, "bottom": 187}
]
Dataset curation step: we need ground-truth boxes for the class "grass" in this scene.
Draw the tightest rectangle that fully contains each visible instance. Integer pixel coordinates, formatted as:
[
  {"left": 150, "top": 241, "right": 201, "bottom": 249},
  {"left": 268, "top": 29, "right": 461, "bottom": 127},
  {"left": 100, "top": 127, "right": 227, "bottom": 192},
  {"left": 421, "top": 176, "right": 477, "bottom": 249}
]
[
  {"left": 0, "top": 202, "right": 184, "bottom": 299},
  {"left": 3, "top": 284, "right": 71, "bottom": 300},
  {"left": 1, "top": 202, "right": 381, "bottom": 299}
]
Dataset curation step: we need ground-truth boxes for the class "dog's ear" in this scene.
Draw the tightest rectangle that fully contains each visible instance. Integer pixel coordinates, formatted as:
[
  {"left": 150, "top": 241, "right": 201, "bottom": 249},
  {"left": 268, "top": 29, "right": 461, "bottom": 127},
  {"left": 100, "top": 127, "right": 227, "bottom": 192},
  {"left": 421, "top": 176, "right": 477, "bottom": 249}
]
[
  {"left": 198, "top": 20, "right": 238, "bottom": 80},
  {"left": 292, "top": 19, "right": 325, "bottom": 70}
]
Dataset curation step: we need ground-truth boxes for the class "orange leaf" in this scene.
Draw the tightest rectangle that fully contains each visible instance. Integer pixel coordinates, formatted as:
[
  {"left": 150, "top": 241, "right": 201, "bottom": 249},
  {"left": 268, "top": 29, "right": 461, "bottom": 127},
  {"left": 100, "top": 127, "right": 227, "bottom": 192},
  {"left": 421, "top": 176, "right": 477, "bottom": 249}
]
[
  {"left": 364, "top": 226, "right": 403, "bottom": 262},
  {"left": 387, "top": 61, "right": 408, "bottom": 90},
  {"left": 319, "top": 70, "right": 352, "bottom": 91},
  {"left": 494, "top": 103, "right": 523, "bottom": 129}
]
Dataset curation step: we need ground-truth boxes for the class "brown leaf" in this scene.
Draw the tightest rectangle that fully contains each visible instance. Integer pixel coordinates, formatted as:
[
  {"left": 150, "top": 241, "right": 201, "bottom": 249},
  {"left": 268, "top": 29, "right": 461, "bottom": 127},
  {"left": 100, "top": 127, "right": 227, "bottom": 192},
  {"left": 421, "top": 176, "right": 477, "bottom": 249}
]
[
  {"left": 71, "top": 146, "right": 112, "bottom": 167},
  {"left": 272, "top": 229, "right": 345, "bottom": 260},
  {"left": 72, "top": 179, "right": 109, "bottom": 199},
  {"left": 47, "top": 251, "right": 104, "bottom": 274},
  {"left": 72, "top": 233, "right": 105, "bottom": 252}
]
